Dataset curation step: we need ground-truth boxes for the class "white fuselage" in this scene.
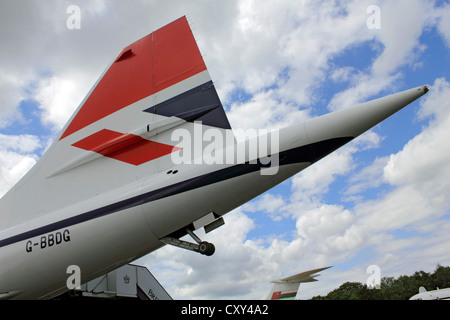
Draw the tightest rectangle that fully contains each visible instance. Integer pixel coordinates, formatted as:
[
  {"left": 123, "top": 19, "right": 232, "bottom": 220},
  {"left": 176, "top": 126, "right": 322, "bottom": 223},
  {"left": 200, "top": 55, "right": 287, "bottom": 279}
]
[{"left": 0, "top": 85, "right": 428, "bottom": 299}]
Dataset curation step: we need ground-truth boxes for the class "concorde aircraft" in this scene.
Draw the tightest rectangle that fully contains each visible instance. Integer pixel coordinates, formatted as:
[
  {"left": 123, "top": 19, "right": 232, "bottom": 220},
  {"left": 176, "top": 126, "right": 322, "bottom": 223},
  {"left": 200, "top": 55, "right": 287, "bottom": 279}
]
[{"left": 0, "top": 16, "right": 429, "bottom": 299}]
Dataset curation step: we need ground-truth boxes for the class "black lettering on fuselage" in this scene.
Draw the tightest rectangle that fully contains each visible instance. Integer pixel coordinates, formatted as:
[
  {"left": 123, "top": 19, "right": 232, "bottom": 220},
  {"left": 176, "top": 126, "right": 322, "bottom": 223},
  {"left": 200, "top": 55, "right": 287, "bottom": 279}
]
[{"left": 25, "top": 229, "right": 71, "bottom": 253}]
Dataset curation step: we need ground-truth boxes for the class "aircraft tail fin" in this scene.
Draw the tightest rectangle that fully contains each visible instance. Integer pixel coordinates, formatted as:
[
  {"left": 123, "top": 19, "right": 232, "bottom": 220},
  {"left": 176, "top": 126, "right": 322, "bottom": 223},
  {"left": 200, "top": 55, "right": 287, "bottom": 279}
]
[
  {"left": 59, "top": 15, "right": 231, "bottom": 142},
  {"left": 53, "top": 15, "right": 233, "bottom": 176},
  {"left": 267, "top": 266, "right": 331, "bottom": 300},
  {"left": 268, "top": 282, "right": 301, "bottom": 300},
  {"left": 0, "top": 16, "right": 233, "bottom": 229}
]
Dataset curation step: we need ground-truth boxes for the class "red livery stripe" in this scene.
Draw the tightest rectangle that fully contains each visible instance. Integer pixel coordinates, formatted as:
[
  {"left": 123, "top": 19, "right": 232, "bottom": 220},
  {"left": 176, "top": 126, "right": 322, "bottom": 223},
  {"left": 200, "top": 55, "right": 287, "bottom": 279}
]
[
  {"left": 72, "top": 129, "right": 181, "bottom": 166},
  {"left": 271, "top": 291, "right": 297, "bottom": 300}
]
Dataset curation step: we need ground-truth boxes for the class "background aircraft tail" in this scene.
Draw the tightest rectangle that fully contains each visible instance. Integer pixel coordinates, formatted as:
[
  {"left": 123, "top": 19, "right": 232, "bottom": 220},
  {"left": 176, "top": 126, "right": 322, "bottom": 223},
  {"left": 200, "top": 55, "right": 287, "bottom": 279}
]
[{"left": 267, "top": 266, "right": 331, "bottom": 300}]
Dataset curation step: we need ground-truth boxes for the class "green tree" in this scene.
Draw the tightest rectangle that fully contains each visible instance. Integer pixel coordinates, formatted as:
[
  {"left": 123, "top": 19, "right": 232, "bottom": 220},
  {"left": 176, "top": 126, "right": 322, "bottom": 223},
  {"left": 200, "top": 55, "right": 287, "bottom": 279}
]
[
  {"left": 431, "top": 265, "right": 450, "bottom": 289},
  {"left": 311, "top": 264, "right": 450, "bottom": 300},
  {"left": 319, "top": 282, "right": 366, "bottom": 300}
]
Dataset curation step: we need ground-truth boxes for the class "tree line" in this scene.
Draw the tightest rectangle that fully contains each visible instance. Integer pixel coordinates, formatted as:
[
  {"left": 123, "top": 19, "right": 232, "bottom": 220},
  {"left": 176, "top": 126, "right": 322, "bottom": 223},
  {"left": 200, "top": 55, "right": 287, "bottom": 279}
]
[{"left": 311, "top": 264, "right": 450, "bottom": 300}]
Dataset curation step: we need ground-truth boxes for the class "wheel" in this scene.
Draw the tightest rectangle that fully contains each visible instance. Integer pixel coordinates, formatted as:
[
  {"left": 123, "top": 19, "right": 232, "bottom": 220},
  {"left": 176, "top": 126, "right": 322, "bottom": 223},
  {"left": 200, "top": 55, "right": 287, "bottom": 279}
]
[{"left": 198, "top": 242, "right": 215, "bottom": 256}]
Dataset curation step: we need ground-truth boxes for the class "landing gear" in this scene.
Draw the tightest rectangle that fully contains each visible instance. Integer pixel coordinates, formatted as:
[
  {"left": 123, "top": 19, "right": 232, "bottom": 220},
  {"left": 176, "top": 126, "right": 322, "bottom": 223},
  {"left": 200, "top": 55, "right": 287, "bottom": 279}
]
[
  {"left": 161, "top": 228, "right": 215, "bottom": 256},
  {"left": 198, "top": 241, "right": 215, "bottom": 256}
]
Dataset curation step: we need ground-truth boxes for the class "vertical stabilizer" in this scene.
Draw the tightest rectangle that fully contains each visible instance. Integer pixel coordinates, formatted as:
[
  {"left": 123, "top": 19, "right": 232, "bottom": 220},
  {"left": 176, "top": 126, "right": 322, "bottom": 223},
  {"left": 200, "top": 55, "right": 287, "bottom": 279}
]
[
  {"left": 267, "top": 267, "right": 332, "bottom": 300},
  {"left": 0, "top": 16, "right": 233, "bottom": 230}
]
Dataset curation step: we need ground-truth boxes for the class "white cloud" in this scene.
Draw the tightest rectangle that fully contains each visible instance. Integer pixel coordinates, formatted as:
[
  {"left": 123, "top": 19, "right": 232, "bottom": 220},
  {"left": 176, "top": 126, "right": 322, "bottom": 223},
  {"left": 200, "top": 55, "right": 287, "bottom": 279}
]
[
  {"left": 417, "top": 77, "right": 450, "bottom": 124},
  {"left": 0, "top": 134, "right": 41, "bottom": 153},
  {"left": 436, "top": 3, "right": 450, "bottom": 48},
  {"left": 295, "top": 204, "right": 357, "bottom": 247},
  {"left": 228, "top": 89, "right": 311, "bottom": 130},
  {"left": 0, "top": 133, "right": 40, "bottom": 197},
  {"left": 344, "top": 156, "right": 389, "bottom": 197},
  {"left": 371, "top": 0, "right": 434, "bottom": 76},
  {"left": 337, "top": 77, "right": 450, "bottom": 283},
  {"left": 224, "top": 0, "right": 378, "bottom": 119},
  {"left": 290, "top": 145, "right": 356, "bottom": 203},
  {"left": 0, "top": 0, "right": 114, "bottom": 132},
  {"left": 357, "top": 186, "right": 436, "bottom": 233},
  {"left": 382, "top": 78, "right": 450, "bottom": 214},
  {"left": 0, "top": 71, "right": 26, "bottom": 128},
  {"left": 243, "top": 193, "right": 287, "bottom": 221},
  {"left": 328, "top": 0, "right": 436, "bottom": 111},
  {"left": 328, "top": 73, "right": 403, "bottom": 111},
  {"left": 0, "top": 152, "right": 36, "bottom": 197},
  {"left": 33, "top": 72, "right": 93, "bottom": 132}
]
